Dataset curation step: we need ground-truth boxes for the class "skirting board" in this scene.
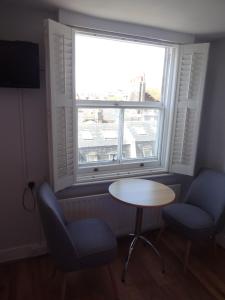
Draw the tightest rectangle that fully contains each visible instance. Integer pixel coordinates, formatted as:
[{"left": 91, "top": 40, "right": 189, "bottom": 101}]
[{"left": 0, "top": 243, "right": 47, "bottom": 264}]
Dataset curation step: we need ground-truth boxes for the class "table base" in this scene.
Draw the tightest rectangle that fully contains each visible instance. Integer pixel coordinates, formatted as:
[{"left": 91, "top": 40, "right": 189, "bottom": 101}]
[
  {"left": 122, "top": 207, "right": 165, "bottom": 282},
  {"left": 122, "top": 233, "right": 165, "bottom": 282}
]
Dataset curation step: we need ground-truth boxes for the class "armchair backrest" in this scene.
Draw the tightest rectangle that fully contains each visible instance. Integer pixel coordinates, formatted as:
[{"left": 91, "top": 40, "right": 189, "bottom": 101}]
[
  {"left": 186, "top": 169, "right": 225, "bottom": 229},
  {"left": 38, "top": 183, "right": 78, "bottom": 270}
]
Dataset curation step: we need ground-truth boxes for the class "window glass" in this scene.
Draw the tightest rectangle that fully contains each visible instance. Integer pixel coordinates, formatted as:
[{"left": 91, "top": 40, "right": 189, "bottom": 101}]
[
  {"left": 75, "top": 32, "right": 173, "bottom": 175},
  {"left": 78, "top": 108, "right": 119, "bottom": 164},
  {"left": 122, "top": 109, "right": 160, "bottom": 160},
  {"left": 76, "top": 34, "right": 165, "bottom": 102}
]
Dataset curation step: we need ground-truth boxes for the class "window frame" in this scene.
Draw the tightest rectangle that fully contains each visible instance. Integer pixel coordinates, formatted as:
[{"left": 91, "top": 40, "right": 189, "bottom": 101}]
[{"left": 73, "top": 30, "right": 179, "bottom": 182}]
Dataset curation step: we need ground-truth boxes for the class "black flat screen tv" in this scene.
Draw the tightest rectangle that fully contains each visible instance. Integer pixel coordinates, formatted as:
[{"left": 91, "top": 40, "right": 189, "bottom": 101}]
[{"left": 0, "top": 40, "right": 40, "bottom": 88}]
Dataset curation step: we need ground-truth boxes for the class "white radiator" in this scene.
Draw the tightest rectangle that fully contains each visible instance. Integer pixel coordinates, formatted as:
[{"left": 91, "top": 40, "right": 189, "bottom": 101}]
[{"left": 59, "top": 184, "right": 181, "bottom": 237}]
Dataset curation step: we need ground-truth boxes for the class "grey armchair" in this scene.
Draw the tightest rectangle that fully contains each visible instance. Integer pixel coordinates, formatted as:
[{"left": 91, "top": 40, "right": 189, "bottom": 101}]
[
  {"left": 161, "top": 169, "right": 225, "bottom": 270},
  {"left": 38, "top": 182, "right": 118, "bottom": 299}
]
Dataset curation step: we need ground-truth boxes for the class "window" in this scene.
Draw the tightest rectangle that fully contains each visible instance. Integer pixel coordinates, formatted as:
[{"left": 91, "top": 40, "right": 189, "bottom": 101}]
[
  {"left": 45, "top": 20, "right": 209, "bottom": 191},
  {"left": 75, "top": 33, "right": 175, "bottom": 179}
]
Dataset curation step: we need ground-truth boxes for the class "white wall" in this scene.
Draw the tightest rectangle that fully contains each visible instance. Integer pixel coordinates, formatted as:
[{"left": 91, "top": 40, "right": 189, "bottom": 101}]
[
  {"left": 59, "top": 9, "right": 195, "bottom": 44},
  {"left": 198, "top": 39, "right": 225, "bottom": 170},
  {"left": 0, "top": 4, "right": 56, "bottom": 260}
]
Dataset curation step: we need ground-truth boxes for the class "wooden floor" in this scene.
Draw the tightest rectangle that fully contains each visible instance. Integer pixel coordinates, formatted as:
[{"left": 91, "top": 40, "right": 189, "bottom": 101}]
[{"left": 1, "top": 230, "right": 225, "bottom": 300}]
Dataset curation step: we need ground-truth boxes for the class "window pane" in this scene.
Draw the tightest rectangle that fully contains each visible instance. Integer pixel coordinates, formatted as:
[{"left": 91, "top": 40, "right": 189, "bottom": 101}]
[
  {"left": 78, "top": 108, "right": 119, "bottom": 164},
  {"left": 76, "top": 34, "right": 165, "bottom": 102},
  {"left": 122, "top": 109, "right": 160, "bottom": 160}
]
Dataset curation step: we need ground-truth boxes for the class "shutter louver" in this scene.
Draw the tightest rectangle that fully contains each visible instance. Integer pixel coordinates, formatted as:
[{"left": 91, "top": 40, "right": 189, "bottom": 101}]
[
  {"left": 169, "top": 43, "right": 209, "bottom": 176},
  {"left": 45, "top": 19, "right": 75, "bottom": 191}
]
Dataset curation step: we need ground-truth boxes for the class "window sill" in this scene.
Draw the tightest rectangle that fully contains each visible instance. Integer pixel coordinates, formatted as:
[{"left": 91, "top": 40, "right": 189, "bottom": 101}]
[
  {"left": 56, "top": 172, "right": 192, "bottom": 200},
  {"left": 75, "top": 167, "right": 171, "bottom": 186}
]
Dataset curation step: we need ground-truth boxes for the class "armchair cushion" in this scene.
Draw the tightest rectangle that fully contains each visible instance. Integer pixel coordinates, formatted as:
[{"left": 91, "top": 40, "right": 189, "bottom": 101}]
[
  {"left": 162, "top": 203, "right": 214, "bottom": 240},
  {"left": 67, "top": 218, "right": 117, "bottom": 269}
]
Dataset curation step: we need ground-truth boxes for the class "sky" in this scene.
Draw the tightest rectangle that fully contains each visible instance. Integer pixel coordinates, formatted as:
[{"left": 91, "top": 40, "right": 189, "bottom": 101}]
[{"left": 75, "top": 33, "right": 165, "bottom": 97}]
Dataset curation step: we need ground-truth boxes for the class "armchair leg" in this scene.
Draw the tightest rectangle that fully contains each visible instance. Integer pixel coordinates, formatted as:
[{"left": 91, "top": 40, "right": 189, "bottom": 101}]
[
  {"left": 47, "top": 265, "right": 58, "bottom": 281},
  {"left": 61, "top": 273, "right": 67, "bottom": 300},
  {"left": 107, "top": 264, "right": 119, "bottom": 300},
  {"left": 184, "top": 240, "right": 192, "bottom": 272}
]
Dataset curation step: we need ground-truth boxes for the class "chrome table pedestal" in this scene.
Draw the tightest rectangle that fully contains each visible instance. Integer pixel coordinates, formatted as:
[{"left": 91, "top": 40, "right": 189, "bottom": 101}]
[{"left": 122, "top": 207, "right": 165, "bottom": 282}]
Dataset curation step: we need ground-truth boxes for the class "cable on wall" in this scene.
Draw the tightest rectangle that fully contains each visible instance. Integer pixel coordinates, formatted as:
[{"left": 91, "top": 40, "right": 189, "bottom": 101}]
[
  {"left": 18, "top": 88, "right": 29, "bottom": 182},
  {"left": 18, "top": 88, "right": 37, "bottom": 212}
]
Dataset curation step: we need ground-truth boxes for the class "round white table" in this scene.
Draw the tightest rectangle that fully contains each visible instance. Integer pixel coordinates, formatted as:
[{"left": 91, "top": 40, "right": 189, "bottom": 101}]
[{"left": 109, "top": 178, "right": 175, "bottom": 282}]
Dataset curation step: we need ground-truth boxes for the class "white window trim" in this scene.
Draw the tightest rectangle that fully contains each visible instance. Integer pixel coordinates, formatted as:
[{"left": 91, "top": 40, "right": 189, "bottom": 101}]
[{"left": 73, "top": 30, "right": 179, "bottom": 183}]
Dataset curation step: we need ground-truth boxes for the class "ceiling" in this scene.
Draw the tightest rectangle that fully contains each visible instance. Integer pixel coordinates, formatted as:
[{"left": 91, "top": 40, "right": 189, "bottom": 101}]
[{"left": 4, "top": 0, "right": 225, "bottom": 36}]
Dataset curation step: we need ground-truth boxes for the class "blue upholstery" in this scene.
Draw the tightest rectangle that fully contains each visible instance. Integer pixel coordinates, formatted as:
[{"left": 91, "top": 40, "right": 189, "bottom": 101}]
[
  {"left": 38, "top": 183, "right": 117, "bottom": 272},
  {"left": 67, "top": 219, "right": 117, "bottom": 269},
  {"left": 162, "top": 203, "right": 214, "bottom": 240},
  {"left": 162, "top": 169, "right": 225, "bottom": 241},
  {"left": 185, "top": 169, "right": 225, "bottom": 225}
]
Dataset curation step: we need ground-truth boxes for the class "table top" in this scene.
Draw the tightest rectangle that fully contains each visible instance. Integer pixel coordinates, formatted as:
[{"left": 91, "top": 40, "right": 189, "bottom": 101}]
[{"left": 109, "top": 178, "right": 175, "bottom": 208}]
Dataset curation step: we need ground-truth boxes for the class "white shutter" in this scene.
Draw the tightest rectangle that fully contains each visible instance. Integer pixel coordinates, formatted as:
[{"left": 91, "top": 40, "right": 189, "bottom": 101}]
[
  {"left": 45, "top": 19, "right": 75, "bottom": 191},
  {"left": 169, "top": 43, "right": 209, "bottom": 176}
]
